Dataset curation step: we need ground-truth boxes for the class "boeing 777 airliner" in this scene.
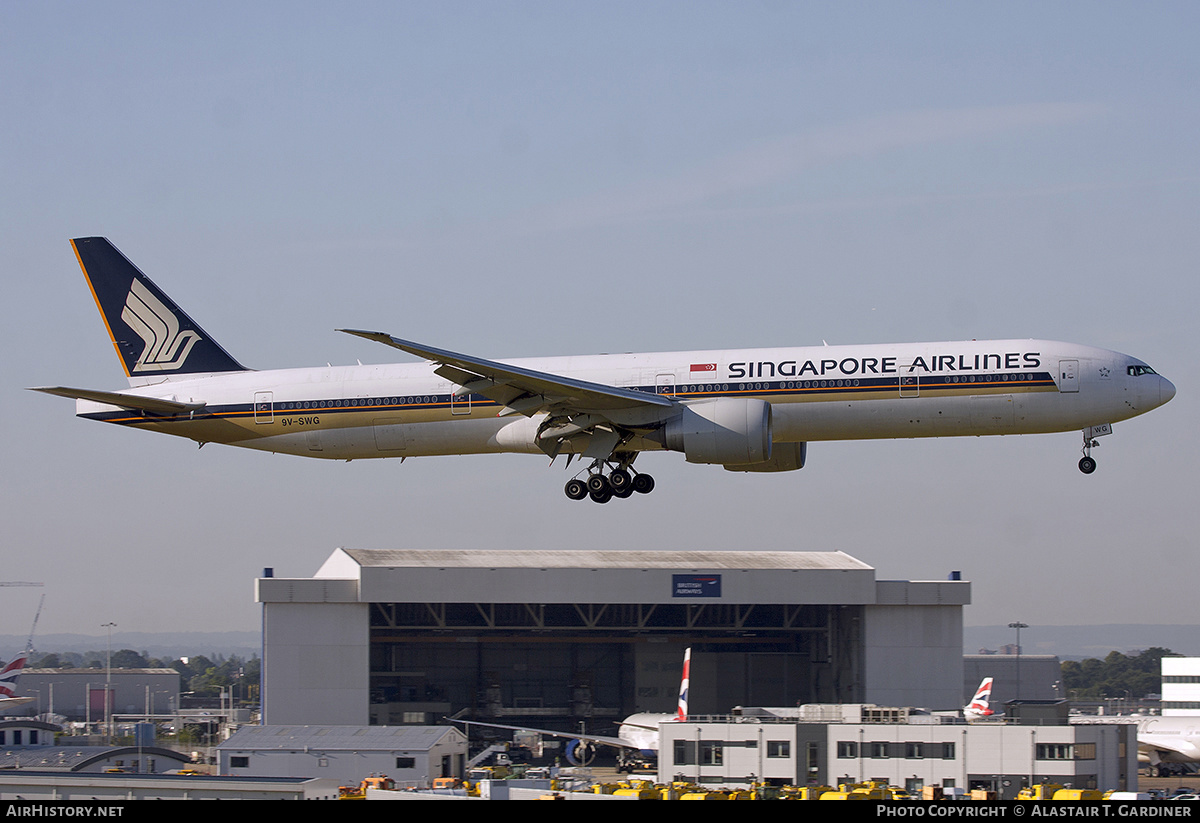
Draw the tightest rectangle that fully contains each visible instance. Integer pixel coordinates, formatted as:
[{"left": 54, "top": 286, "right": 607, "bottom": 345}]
[{"left": 34, "top": 238, "right": 1175, "bottom": 502}]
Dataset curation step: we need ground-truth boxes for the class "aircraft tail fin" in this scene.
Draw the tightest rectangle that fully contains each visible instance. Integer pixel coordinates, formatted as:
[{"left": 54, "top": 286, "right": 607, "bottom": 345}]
[
  {"left": 965, "top": 677, "right": 994, "bottom": 716},
  {"left": 1, "top": 593, "right": 43, "bottom": 699},
  {"left": 0, "top": 652, "right": 29, "bottom": 700},
  {"left": 676, "top": 647, "right": 691, "bottom": 721},
  {"left": 70, "top": 237, "right": 248, "bottom": 383}
]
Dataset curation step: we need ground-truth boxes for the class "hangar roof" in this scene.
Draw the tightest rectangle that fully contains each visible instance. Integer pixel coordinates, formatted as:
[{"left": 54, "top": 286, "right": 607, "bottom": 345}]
[
  {"left": 325, "top": 548, "right": 871, "bottom": 572},
  {"left": 218, "top": 724, "right": 465, "bottom": 753},
  {"left": 257, "top": 549, "right": 966, "bottom": 607}
]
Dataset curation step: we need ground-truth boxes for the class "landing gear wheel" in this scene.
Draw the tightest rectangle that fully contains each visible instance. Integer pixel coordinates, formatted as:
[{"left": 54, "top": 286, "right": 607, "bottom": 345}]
[
  {"left": 1078, "top": 456, "right": 1097, "bottom": 474},
  {"left": 612, "top": 485, "right": 634, "bottom": 499},
  {"left": 632, "top": 473, "right": 655, "bottom": 494},
  {"left": 589, "top": 487, "right": 613, "bottom": 504},
  {"left": 609, "top": 468, "right": 632, "bottom": 492},
  {"left": 564, "top": 478, "right": 588, "bottom": 500},
  {"left": 586, "top": 474, "right": 611, "bottom": 495}
]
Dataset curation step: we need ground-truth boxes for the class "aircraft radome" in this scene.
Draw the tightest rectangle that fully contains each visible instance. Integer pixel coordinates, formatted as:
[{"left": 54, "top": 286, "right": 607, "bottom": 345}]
[{"left": 33, "top": 238, "right": 1175, "bottom": 502}]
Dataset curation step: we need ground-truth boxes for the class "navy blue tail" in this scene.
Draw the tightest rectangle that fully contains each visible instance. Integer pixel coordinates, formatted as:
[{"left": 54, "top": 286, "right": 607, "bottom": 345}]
[{"left": 71, "top": 237, "right": 247, "bottom": 380}]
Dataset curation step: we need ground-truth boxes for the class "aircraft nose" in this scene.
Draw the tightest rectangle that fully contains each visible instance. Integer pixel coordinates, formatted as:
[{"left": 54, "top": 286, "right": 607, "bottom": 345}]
[{"left": 1161, "top": 376, "right": 1177, "bottom": 406}]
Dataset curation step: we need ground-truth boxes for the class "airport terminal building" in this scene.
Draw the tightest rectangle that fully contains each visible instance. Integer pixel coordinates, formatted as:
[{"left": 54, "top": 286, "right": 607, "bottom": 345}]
[{"left": 257, "top": 549, "right": 968, "bottom": 729}]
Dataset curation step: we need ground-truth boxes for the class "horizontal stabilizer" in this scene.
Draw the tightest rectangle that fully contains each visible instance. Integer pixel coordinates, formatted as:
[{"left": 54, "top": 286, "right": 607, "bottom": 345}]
[{"left": 29, "top": 386, "right": 205, "bottom": 415}]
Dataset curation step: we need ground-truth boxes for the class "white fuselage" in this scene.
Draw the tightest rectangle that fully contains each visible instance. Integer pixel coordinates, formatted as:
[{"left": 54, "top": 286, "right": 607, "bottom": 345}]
[
  {"left": 1137, "top": 716, "right": 1200, "bottom": 766},
  {"left": 76, "top": 338, "right": 1174, "bottom": 463},
  {"left": 618, "top": 713, "right": 677, "bottom": 754}
]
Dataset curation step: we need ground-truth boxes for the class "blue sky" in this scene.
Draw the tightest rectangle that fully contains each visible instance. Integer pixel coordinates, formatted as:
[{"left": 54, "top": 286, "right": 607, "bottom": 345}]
[{"left": 2, "top": 2, "right": 1196, "bottom": 639}]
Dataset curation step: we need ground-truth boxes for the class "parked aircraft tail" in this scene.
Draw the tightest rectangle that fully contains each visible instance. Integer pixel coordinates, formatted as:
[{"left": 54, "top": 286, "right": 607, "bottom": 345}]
[
  {"left": 676, "top": 647, "right": 691, "bottom": 721},
  {"left": 964, "top": 677, "right": 1000, "bottom": 719},
  {"left": 69, "top": 237, "right": 247, "bottom": 382},
  {"left": 0, "top": 651, "right": 29, "bottom": 700},
  {"left": 0, "top": 596, "right": 40, "bottom": 710}
]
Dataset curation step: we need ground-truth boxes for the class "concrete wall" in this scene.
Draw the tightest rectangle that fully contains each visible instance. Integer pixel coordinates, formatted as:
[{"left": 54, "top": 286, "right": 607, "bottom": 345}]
[
  {"left": 261, "top": 601, "right": 369, "bottom": 725},
  {"left": 862, "top": 603, "right": 963, "bottom": 710},
  {"left": 963, "top": 655, "right": 1062, "bottom": 704}
]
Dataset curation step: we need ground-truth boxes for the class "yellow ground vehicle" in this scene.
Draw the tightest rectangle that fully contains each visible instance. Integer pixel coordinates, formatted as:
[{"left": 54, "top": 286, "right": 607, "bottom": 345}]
[
  {"left": 1052, "top": 789, "right": 1105, "bottom": 801},
  {"left": 338, "top": 775, "right": 396, "bottom": 799},
  {"left": 782, "top": 785, "right": 833, "bottom": 800},
  {"left": 611, "top": 780, "right": 661, "bottom": 799},
  {"left": 819, "top": 780, "right": 888, "bottom": 800},
  {"left": 1016, "top": 783, "right": 1063, "bottom": 800}
]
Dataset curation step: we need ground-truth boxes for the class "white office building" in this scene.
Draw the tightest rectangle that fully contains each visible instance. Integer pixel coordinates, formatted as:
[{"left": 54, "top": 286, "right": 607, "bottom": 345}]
[
  {"left": 1163, "top": 657, "right": 1200, "bottom": 716},
  {"left": 657, "top": 711, "right": 1138, "bottom": 799}
]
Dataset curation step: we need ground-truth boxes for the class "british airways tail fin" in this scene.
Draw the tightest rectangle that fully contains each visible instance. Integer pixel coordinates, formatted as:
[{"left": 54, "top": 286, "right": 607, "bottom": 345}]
[
  {"left": 676, "top": 647, "right": 691, "bottom": 721},
  {"left": 964, "top": 676, "right": 998, "bottom": 719},
  {"left": 0, "top": 596, "right": 40, "bottom": 705},
  {"left": 0, "top": 651, "right": 29, "bottom": 700},
  {"left": 70, "top": 237, "right": 247, "bottom": 382}
]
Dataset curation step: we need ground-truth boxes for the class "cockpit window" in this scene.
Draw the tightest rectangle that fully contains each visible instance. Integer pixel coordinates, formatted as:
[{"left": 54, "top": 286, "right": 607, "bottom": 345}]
[{"left": 1127, "top": 365, "right": 1157, "bottom": 376}]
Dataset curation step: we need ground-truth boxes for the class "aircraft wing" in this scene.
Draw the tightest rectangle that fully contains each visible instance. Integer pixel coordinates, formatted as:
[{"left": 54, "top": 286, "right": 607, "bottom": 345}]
[
  {"left": 29, "top": 387, "right": 205, "bottom": 416},
  {"left": 340, "top": 330, "right": 675, "bottom": 414},
  {"left": 340, "top": 329, "right": 679, "bottom": 459},
  {"left": 448, "top": 718, "right": 631, "bottom": 751},
  {"left": 1139, "top": 734, "right": 1200, "bottom": 765}
]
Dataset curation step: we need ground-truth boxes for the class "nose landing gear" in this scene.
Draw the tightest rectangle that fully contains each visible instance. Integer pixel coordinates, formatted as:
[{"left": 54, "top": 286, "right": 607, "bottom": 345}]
[{"left": 1078, "top": 426, "right": 1107, "bottom": 474}]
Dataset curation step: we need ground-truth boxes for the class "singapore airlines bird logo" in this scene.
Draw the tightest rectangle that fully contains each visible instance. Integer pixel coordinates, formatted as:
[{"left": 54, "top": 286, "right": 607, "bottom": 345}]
[{"left": 121, "top": 279, "right": 201, "bottom": 372}]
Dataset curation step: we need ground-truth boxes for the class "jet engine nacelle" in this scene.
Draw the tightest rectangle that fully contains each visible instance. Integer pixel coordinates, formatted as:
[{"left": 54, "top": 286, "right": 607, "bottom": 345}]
[
  {"left": 663, "top": 398, "right": 772, "bottom": 465},
  {"left": 724, "top": 441, "right": 807, "bottom": 472},
  {"left": 565, "top": 738, "right": 596, "bottom": 766}
]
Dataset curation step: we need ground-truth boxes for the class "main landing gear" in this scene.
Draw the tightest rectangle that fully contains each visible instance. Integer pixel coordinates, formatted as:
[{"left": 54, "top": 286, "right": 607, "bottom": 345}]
[{"left": 564, "top": 459, "right": 655, "bottom": 503}]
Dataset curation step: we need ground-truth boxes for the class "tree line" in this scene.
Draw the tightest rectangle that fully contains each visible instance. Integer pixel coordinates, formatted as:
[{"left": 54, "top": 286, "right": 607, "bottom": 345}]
[{"left": 1060, "top": 647, "right": 1177, "bottom": 699}]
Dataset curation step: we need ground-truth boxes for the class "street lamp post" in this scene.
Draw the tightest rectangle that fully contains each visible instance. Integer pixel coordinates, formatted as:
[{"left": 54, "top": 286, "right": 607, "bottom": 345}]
[{"left": 102, "top": 622, "right": 116, "bottom": 742}]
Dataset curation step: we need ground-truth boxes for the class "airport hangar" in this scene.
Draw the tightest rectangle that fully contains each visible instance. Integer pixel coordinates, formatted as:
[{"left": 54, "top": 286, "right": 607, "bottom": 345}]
[{"left": 256, "top": 549, "right": 968, "bottom": 729}]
